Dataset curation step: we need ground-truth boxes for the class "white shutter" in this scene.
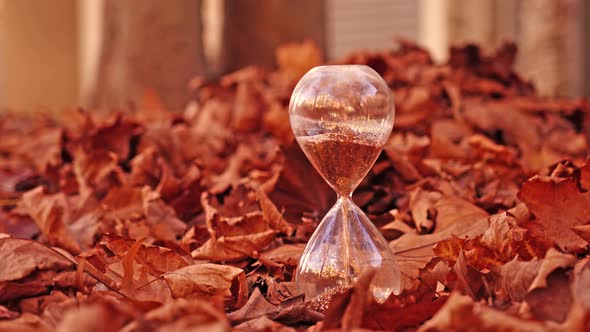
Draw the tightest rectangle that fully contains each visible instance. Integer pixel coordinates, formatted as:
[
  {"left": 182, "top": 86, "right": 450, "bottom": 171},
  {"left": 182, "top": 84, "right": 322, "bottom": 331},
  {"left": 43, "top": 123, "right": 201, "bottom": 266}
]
[{"left": 326, "top": 0, "right": 419, "bottom": 59}]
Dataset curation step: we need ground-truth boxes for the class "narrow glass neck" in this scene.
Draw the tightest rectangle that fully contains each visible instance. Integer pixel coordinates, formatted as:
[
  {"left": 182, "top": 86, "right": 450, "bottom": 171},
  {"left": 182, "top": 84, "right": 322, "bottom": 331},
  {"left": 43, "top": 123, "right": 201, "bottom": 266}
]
[
  {"left": 336, "top": 191, "right": 354, "bottom": 200},
  {"left": 336, "top": 195, "right": 355, "bottom": 207}
]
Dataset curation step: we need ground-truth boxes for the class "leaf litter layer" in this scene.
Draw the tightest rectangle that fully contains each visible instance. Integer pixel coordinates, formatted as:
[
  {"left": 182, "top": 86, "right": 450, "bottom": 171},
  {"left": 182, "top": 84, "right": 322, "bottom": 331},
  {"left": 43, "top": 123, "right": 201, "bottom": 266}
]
[{"left": 1, "top": 40, "right": 590, "bottom": 331}]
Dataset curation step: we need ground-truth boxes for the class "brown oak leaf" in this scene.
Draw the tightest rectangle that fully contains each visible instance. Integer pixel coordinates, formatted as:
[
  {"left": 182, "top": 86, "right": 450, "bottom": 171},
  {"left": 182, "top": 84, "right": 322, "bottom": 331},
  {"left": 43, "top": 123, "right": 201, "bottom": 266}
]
[{"left": 519, "top": 175, "right": 590, "bottom": 252}]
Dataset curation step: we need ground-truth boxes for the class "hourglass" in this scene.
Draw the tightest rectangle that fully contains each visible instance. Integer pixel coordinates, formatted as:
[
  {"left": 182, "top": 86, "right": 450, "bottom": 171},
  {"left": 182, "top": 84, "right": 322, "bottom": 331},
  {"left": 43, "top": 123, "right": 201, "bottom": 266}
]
[{"left": 289, "top": 65, "right": 401, "bottom": 304}]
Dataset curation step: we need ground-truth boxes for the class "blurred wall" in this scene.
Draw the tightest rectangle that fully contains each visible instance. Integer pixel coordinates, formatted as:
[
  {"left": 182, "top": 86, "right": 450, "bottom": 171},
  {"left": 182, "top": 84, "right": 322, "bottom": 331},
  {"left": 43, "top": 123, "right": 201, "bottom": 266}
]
[
  {"left": 0, "top": 0, "right": 79, "bottom": 110},
  {"left": 327, "top": 0, "right": 418, "bottom": 59}
]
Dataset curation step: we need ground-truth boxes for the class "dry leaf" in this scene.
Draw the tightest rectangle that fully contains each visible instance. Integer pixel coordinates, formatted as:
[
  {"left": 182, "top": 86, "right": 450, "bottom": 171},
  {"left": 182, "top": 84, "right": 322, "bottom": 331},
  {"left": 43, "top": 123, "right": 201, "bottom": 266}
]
[
  {"left": 191, "top": 230, "right": 277, "bottom": 261},
  {"left": 494, "top": 257, "right": 541, "bottom": 302},
  {"left": 275, "top": 39, "right": 323, "bottom": 88},
  {"left": 234, "top": 315, "right": 295, "bottom": 332},
  {"left": 0, "top": 238, "right": 72, "bottom": 282},
  {"left": 163, "top": 263, "right": 247, "bottom": 309},
  {"left": 19, "top": 187, "right": 80, "bottom": 253},
  {"left": 227, "top": 287, "right": 279, "bottom": 324},
  {"left": 418, "top": 292, "right": 550, "bottom": 332},
  {"left": 120, "top": 299, "right": 230, "bottom": 332},
  {"left": 519, "top": 175, "right": 590, "bottom": 252},
  {"left": 391, "top": 215, "right": 488, "bottom": 290}
]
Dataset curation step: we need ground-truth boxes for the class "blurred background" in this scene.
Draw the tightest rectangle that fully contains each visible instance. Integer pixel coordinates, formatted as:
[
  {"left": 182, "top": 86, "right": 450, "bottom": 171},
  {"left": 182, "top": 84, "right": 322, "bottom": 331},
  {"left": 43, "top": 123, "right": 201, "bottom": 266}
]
[{"left": 0, "top": 0, "right": 588, "bottom": 112}]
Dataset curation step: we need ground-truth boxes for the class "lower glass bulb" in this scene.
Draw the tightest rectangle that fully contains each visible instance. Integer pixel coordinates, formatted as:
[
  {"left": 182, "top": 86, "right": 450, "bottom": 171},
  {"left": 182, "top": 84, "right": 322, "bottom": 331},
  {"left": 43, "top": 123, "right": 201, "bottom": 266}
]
[{"left": 296, "top": 197, "right": 401, "bottom": 303}]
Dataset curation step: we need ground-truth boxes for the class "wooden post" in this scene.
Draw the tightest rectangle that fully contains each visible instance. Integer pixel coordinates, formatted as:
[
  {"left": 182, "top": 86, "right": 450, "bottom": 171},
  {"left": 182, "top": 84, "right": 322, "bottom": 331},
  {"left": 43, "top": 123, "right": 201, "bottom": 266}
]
[
  {"left": 517, "top": 0, "right": 582, "bottom": 97},
  {"left": 219, "top": 0, "right": 326, "bottom": 74},
  {"left": 88, "top": 0, "right": 206, "bottom": 111},
  {"left": 585, "top": 0, "right": 590, "bottom": 97}
]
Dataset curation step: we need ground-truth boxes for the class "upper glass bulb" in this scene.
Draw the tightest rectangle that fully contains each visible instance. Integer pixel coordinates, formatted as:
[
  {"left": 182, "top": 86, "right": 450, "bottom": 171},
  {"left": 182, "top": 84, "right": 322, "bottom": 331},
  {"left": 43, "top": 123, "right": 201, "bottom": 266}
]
[{"left": 289, "top": 65, "right": 395, "bottom": 196}]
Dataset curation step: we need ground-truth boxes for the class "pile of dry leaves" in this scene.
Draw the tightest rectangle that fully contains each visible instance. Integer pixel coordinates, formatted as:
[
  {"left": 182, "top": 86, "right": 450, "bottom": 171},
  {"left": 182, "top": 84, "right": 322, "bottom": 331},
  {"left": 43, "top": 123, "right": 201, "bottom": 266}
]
[{"left": 1, "top": 40, "right": 590, "bottom": 331}]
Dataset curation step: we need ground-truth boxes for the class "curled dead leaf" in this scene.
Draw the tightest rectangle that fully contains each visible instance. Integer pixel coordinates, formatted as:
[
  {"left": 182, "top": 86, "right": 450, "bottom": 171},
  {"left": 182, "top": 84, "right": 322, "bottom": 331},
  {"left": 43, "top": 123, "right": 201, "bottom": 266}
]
[
  {"left": 19, "top": 187, "right": 80, "bottom": 254},
  {"left": 163, "top": 263, "right": 247, "bottom": 309},
  {"left": 494, "top": 257, "right": 541, "bottom": 302},
  {"left": 191, "top": 230, "right": 277, "bottom": 261},
  {"left": 0, "top": 238, "right": 72, "bottom": 282}
]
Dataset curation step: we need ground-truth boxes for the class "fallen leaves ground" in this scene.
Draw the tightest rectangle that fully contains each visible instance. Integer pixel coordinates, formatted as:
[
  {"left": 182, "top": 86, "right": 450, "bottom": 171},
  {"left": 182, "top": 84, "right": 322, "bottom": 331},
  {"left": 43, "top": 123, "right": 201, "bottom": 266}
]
[{"left": 1, "top": 40, "right": 590, "bottom": 331}]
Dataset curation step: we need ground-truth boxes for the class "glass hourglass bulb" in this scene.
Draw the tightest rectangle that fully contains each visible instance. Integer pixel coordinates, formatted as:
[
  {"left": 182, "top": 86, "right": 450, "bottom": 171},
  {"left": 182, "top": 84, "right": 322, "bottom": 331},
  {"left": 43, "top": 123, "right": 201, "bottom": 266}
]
[{"left": 289, "top": 65, "right": 401, "bottom": 304}]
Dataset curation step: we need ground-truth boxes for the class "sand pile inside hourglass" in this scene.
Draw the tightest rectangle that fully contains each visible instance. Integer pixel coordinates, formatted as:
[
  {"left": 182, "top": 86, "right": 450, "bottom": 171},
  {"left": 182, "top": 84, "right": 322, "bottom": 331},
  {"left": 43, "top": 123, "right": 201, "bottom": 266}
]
[
  {"left": 289, "top": 65, "right": 401, "bottom": 310},
  {"left": 297, "top": 132, "right": 382, "bottom": 196}
]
